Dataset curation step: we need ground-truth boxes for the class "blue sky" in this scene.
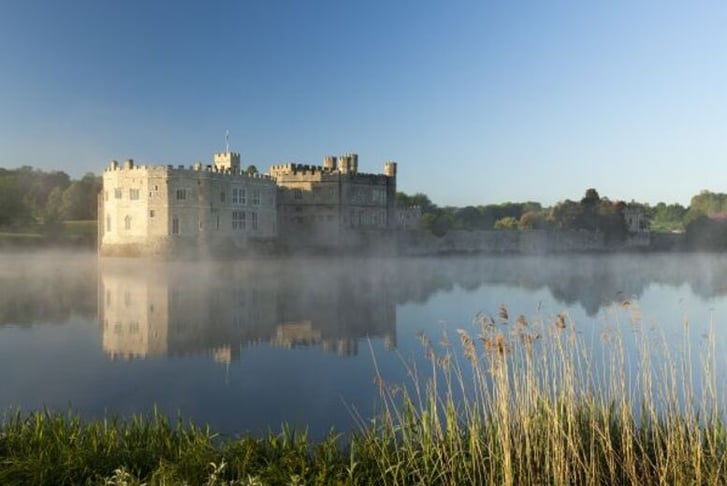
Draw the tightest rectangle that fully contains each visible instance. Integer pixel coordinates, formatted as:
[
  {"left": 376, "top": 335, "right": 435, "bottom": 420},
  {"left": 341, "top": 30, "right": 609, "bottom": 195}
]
[{"left": 1, "top": 1, "right": 726, "bottom": 207}]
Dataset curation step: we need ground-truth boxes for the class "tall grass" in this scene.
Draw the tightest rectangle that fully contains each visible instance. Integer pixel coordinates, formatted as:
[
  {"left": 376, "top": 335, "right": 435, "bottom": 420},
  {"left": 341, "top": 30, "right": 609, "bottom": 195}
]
[
  {"left": 0, "top": 302, "right": 725, "bottom": 485},
  {"left": 365, "top": 302, "right": 727, "bottom": 485}
]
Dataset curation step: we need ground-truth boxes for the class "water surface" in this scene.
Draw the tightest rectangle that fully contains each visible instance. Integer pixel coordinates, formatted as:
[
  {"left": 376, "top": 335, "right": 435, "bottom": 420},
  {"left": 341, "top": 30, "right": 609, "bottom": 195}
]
[{"left": 1, "top": 252, "right": 726, "bottom": 438}]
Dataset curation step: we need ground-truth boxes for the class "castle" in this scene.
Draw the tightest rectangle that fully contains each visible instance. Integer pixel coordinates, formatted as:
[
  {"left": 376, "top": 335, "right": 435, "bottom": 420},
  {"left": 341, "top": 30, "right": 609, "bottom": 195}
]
[{"left": 99, "top": 148, "right": 398, "bottom": 256}]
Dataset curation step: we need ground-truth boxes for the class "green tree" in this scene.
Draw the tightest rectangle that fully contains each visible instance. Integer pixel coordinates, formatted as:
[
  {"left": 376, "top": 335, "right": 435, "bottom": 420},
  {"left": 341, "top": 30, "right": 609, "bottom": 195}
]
[
  {"left": 494, "top": 216, "right": 519, "bottom": 230},
  {"left": 519, "top": 210, "right": 547, "bottom": 230},
  {"left": 396, "top": 192, "right": 433, "bottom": 210},
  {"left": 453, "top": 206, "right": 485, "bottom": 230},
  {"left": 0, "top": 174, "right": 31, "bottom": 227},
  {"left": 650, "top": 202, "right": 687, "bottom": 233}
]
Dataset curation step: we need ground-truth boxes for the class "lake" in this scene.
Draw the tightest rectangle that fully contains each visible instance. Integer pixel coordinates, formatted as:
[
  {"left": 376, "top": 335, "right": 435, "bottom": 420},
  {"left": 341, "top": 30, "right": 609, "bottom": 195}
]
[{"left": 1, "top": 251, "right": 726, "bottom": 439}]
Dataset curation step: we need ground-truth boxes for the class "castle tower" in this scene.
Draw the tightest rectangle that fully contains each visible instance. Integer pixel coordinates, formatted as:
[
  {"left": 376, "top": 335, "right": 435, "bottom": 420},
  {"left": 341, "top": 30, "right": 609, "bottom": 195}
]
[
  {"left": 350, "top": 153, "right": 358, "bottom": 174},
  {"left": 338, "top": 154, "right": 353, "bottom": 174},
  {"left": 214, "top": 152, "right": 241, "bottom": 172},
  {"left": 384, "top": 161, "right": 397, "bottom": 177},
  {"left": 323, "top": 156, "right": 337, "bottom": 171}
]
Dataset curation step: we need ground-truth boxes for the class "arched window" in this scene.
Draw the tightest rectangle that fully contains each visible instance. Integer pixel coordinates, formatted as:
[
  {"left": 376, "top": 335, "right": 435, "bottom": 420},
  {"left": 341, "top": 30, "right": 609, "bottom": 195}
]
[{"left": 124, "top": 215, "right": 131, "bottom": 230}]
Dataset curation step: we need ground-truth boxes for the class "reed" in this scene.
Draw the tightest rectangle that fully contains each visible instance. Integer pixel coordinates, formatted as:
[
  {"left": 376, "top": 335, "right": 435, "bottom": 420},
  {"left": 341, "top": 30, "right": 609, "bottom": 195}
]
[{"left": 0, "top": 302, "right": 724, "bottom": 485}]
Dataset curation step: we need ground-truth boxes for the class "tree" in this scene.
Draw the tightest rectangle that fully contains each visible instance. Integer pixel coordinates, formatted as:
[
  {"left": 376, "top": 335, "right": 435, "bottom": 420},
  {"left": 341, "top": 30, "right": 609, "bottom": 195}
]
[
  {"left": 494, "top": 216, "right": 519, "bottom": 230},
  {"left": 0, "top": 175, "right": 31, "bottom": 226},
  {"left": 453, "top": 206, "right": 485, "bottom": 230},
  {"left": 395, "top": 192, "right": 436, "bottom": 212},
  {"left": 650, "top": 202, "right": 687, "bottom": 233},
  {"left": 246, "top": 165, "right": 258, "bottom": 176},
  {"left": 581, "top": 188, "right": 601, "bottom": 208},
  {"left": 519, "top": 210, "right": 547, "bottom": 230}
]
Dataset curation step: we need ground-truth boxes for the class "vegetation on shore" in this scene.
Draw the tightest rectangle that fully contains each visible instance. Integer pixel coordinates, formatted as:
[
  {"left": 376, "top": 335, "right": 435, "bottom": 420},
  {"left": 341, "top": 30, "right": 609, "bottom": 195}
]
[{"left": 1, "top": 303, "right": 725, "bottom": 485}]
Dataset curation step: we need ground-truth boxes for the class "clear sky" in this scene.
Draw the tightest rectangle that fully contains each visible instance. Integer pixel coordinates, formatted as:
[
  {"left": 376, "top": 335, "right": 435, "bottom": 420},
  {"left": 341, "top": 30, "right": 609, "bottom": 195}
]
[{"left": 1, "top": 1, "right": 726, "bottom": 207}]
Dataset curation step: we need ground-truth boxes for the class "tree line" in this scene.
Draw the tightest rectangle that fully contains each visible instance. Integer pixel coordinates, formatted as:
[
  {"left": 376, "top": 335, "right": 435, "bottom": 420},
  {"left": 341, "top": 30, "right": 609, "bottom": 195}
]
[
  {"left": 2, "top": 165, "right": 727, "bottom": 247},
  {"left": 396, "top": 188, "right": 727, "bottom": 242},
  {"left": 0, "top": 167, "right": 100, "bottom": 230}
]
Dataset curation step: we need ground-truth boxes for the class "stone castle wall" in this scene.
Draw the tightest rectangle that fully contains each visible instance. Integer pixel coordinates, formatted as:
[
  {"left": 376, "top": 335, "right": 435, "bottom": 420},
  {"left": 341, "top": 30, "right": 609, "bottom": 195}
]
[{"left": 100, "top": 160, "right": 277, "bottom": 257}]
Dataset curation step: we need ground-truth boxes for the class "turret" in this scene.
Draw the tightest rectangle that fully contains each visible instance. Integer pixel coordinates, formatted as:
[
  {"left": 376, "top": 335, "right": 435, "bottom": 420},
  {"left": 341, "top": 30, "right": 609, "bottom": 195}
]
[
  {"left": 323, "top": 156, "right": 337, "bottom": 171},
  {"left": 384, "top": 161, "right": 397, "bottom": 177},
  {"left": 338, "top": 153, "right": 353, "bottom": 174},
  {"left": 213, "top": 152, "right": 241, "bottom": 172}
]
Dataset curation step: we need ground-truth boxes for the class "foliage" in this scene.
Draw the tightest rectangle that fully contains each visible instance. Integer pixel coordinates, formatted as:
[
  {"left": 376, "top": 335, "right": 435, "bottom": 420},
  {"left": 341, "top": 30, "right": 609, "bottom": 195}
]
[
  {"left": 650, "top": 202, "right": 687, "bottom": 233},
  {"left": 0, "top": 167, "right": 99, "bottom": 227},
  {"left": 518, "top": 210, "right": 548, "bottom": 230},
  {"left": 1, "top": 304, "right": 725, "bottom": 485},
  {"left": 0, "top": 167, "right": 99, "bottom": 245},
  {"left": 493, "top": 216, "right": 518, "bottom": 230},
  {"left": 420, "top": 212, "right": 453, "bottom": 237},
  {"left": 548, "top": 189, "right": 627, "bottom": 240},
  {"left": 683, "top": 190, "right": 727, "bottom": 226},
  {"left": 395, "top": 192, "right": 436, "bottom": 213},
  {"left": 684, "top": 215, "right": 727, "bottom": 250}
]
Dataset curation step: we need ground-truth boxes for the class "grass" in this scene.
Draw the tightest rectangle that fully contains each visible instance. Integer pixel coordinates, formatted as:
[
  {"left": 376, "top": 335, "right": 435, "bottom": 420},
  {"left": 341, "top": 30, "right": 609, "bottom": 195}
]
[
  {"left": 0, "top": 220, "right": 96, "bottom": 248},
  {"left": 1, "top": 302, "right": 725, "bottom": 485}
]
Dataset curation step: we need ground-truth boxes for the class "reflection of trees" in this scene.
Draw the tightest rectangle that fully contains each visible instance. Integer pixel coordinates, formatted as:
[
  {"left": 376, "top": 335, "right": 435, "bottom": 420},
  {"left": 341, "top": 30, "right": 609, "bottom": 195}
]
[
  {"left": 6, "top": 252, "right": 727, "bottom": 335},
  {"left": 384, "top": 254, "right": 727, "bottom": 316},
  {"left": 0, "top": 254, "right": 97, "bottom": 325}
]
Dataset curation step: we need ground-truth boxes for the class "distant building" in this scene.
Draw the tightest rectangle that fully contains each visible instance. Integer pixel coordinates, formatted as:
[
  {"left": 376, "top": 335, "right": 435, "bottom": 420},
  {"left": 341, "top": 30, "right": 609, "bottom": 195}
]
[
  {"left": 100, "top": 146, "right": 400, "bottom": 255},
  {"left": 623, "top": 207, "right": 648, "bottom": 233},
  {"left": 269, "top": 154, "right": 397, "bottom": 247},
  {"left": 100, "top": 152, "right": 278, "bottom": 256}
]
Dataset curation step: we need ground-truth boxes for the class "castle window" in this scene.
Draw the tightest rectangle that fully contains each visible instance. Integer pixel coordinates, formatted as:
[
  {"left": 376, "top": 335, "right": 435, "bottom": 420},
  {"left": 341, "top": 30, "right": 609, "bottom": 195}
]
[
  {"left": 129, "top": 189, "right": 140, "bottom": 200},
  {"left": 216, "top": 215, "right": 220, "bottom": 230},
  {"left": 149, "top": 210, "right": 155, "bottom": 218},
  {"left": 176, "top": 189, "right": 186, "bottom": 200},
  {"left": 114, "top": 188, "right": 122, "bottom": 199},
  {"left": 124, "top": 215, "right": 131, "bottom": 230},
  {"left": 294, "top": 189, "right": 302, "bottom": 200},
  {"left": 232, "top": 187, "right": 246, "bottom": 205},
  {"left": 232, "top": 211, "right": 246, "bottom": 230},
  {"left": 172, "top": 216, "right": 180, "bottom": 234},
  {"left": 251, "top": 211, "right": 258, "bottom": 230},
  {"left": 220, "top": 191, "right": 225, "bottom": 202},
  {"left": 252, "top": 190, "right": 260, "bottom": 206},
  {"left": 106, "top": 215, "right": 111, "bottom": 232}
]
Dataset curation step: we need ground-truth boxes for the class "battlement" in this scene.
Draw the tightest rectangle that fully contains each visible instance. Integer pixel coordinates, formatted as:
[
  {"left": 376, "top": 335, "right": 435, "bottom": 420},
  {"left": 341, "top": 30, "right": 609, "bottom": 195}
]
[
  {"left": 269, "top": 153, "right": 396, "bottom": 179},
  {"left": 213, "top": 151, "right": 241, "bottom": 171},
  {"left": 104, "top": 158, "right": 273, "bottom": 181}
]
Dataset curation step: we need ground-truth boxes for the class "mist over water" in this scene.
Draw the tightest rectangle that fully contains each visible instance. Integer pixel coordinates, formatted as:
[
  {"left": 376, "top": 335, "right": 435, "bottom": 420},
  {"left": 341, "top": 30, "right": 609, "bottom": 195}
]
[{"left": 1, "top": 251, "right": 726, "bottom": 438}]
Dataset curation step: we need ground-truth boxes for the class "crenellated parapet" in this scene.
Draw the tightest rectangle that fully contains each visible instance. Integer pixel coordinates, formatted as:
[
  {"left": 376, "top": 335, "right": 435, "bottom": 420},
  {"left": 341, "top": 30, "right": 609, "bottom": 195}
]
[
  {"left": 269, "top": 153, "right": 396, "bottom": 181},
  {"left": 105, "top": 159, "right": 273, "bottom": 181}
]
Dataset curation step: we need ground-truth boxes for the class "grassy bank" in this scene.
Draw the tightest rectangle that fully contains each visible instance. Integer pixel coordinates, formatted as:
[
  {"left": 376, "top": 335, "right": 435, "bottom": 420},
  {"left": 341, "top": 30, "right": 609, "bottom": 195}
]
[
  {"left": 1, "top": 304, "right": 725, "bottom": 485},
  {"left": 0, "top": 220, "right": 96, "bottom": 249}
]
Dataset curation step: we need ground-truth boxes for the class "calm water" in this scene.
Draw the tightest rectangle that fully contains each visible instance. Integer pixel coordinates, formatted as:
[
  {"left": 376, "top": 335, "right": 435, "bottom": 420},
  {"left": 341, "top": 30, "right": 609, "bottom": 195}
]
[{"left": 1, "top": 251, "right": 726, "bottom": 438}]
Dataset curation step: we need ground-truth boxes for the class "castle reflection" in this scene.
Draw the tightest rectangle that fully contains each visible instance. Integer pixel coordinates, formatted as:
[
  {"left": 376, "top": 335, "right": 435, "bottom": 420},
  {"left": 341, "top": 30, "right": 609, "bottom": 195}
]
[{"left": 98, "top": 259, "right": 397, "bottom": 361}]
